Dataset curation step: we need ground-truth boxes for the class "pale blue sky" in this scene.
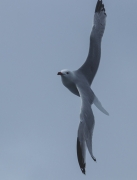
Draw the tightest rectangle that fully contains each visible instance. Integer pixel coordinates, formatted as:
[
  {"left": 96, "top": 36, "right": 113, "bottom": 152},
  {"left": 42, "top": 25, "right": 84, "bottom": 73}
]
[{"left": 0, "top": 0, "right": 137, "bottom": 179}]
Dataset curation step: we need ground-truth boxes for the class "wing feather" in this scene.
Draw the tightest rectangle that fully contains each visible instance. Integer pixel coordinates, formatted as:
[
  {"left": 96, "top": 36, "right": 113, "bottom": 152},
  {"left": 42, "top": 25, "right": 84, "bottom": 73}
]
[
  {"left": 77, "top": 0, "right": 107, "bottom": 85},
  {"left": 77, "top": 121, "right": 86, "bottom": 174}
]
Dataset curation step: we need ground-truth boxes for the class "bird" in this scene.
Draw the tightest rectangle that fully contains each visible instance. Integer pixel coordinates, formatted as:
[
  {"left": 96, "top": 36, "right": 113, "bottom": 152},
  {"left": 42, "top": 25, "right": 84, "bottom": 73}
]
[{"left": 57, "top": 0, "right": 108, "bottom": 175}]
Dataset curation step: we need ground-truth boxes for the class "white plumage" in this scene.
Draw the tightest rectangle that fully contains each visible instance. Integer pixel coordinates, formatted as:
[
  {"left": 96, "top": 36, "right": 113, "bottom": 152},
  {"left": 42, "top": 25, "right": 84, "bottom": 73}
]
[{"left": 58, "top": 0, "right": 108, "bottom": 174}]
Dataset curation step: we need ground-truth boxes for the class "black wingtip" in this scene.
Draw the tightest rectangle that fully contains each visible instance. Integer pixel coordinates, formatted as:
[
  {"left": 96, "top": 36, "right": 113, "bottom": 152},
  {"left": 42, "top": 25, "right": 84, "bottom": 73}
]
[
  {"left": 77, "top": 138, "right": 86, "bottom": 175},
  {"left": 92, "top": 155, "right": 97, "bottom": 162},
  {"left": 93, "top": 158, "right": 97, "bottom": 162},
  {"left": 82, "top": 168, "right": 86, "bottom": 175},
  {"left": 95, "top": 0, "right": 106, "bottom": 15}
]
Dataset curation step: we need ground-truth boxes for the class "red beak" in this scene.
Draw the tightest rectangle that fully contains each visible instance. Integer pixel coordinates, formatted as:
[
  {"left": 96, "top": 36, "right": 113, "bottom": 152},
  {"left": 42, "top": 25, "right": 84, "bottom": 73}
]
[{"left": 57, "top": 72, "right": 63, "bottom": 75}]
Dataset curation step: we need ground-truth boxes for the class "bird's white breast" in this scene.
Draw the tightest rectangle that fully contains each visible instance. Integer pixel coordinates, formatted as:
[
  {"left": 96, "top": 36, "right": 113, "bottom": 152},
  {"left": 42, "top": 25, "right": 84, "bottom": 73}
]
[{"left": 61, "top": 77, "right": 79, "bottom": 96}]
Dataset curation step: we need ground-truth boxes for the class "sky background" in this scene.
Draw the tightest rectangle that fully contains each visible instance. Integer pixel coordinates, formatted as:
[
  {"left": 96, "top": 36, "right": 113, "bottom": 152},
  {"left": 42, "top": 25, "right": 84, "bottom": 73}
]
[{"left": 0, "top": 0, "right": 137, "bottom": 179}]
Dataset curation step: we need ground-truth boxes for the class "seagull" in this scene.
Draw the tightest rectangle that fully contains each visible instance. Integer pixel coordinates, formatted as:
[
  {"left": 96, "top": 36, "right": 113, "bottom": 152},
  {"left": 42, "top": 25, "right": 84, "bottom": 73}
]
[{"left": 57, "top": 0, "right": 108, "bottom": 175}]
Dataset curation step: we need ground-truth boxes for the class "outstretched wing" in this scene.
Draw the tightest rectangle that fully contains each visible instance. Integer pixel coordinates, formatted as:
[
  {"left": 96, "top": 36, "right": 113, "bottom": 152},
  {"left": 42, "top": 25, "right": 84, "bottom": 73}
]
[
  {"left": 77, "top": 0, "right": 107, "bottom": 85},
  {"left": 76, "top": 82, "right": 96, "bottom": 174}
]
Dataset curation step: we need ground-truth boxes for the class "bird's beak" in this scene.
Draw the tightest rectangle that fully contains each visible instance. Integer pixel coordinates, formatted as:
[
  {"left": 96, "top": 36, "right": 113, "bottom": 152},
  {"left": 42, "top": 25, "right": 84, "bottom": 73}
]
[{"left": 57, "top": 72, "right": 63, "bottom": 75}]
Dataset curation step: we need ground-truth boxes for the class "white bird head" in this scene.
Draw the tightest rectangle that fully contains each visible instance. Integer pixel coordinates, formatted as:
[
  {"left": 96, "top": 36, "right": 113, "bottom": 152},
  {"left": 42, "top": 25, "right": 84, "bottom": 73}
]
[
  {"left": 57, "top": 69, "right": 72, "bottom": 78},
  {"left": 57, "top": 69, "right": 76, "bottom": 84}
]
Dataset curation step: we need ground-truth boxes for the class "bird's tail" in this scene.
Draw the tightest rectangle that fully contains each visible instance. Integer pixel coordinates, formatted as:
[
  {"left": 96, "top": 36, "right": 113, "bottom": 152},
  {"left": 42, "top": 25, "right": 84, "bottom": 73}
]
[{"left": 93, "top": 94, "right": 109, "bottom": 116}]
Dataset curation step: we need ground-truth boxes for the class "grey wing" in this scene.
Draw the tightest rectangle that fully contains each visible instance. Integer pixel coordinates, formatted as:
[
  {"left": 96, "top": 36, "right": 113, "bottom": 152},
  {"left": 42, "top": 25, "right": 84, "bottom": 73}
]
[
  {"left": 76, "top": 83, "right": 96, "bottom": 173},
  {"left": 77, "top": 0, "right": 107, "bottom": 85}
]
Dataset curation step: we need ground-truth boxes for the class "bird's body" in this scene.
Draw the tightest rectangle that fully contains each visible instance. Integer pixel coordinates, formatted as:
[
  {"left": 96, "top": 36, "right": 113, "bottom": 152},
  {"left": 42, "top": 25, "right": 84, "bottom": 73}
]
[
  {"left": 58, "top": 0, "right": 108, "bottom": 174},
  {"left": 60, "top": 70, "right": 80, "bottom": 96}
]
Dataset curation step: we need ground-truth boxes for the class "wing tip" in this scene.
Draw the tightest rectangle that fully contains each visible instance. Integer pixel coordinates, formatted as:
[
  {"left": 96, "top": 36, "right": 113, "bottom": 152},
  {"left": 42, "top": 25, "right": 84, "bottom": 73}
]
[
  {"left": 93, "top": 157, "right": 97, "bottom": 162},
  {"left": 77, "top": 138, "right": 86, "bottom": 175},
  {"left": 95, "top": 0, "right": 106, "bottom": 15},
  {"left": 80, "top": 164, "right": 86, "bottom": 174},
  {"left": 81, "top": 167, "right": 86, "bottom": 175},
  {"left": 103, "top": 110, "right": 109, "bottom": 116}
]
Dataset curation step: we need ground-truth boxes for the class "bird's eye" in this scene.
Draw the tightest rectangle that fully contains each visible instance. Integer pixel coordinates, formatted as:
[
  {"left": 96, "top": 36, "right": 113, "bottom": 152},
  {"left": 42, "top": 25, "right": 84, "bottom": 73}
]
[{"left": 66, "top": 72, "right": 69, "bottom": 74}]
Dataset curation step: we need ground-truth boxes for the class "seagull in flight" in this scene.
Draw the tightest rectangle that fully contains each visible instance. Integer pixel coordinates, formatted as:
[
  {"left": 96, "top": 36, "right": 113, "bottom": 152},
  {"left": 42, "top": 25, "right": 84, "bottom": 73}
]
[{"left": 57, "top": 0, "right": 108, "bottom": 174}]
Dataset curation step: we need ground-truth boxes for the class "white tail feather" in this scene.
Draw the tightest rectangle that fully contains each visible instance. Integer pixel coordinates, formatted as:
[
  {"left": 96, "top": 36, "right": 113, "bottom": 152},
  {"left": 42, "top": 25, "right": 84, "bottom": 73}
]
[{"left": 93, "top": 95, "right": 109, "bottom": 116}]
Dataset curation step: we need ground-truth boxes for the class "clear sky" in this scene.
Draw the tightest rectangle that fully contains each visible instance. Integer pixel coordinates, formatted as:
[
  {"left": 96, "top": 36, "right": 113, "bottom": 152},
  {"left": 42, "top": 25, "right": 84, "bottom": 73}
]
[{"left": 0, "top": 0, "right": 137, "bottom": 179}]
